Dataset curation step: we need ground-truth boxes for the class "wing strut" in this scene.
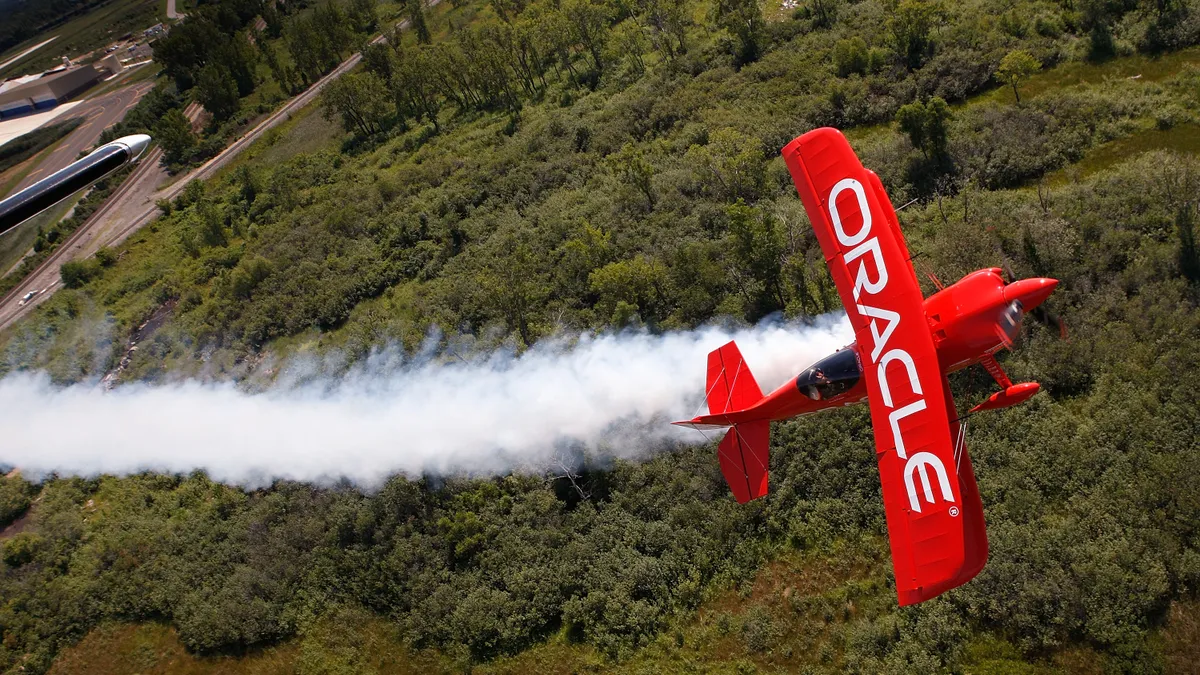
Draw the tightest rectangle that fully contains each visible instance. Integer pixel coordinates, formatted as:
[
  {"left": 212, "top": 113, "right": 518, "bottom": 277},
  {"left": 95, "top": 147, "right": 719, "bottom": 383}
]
[{"left": 979, "top": 354, "right": 1012, "bottom": 388}]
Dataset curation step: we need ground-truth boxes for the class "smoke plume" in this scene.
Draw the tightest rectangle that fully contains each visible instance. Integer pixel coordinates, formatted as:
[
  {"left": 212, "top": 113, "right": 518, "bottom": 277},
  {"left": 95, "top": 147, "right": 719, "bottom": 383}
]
[{"left": 0, "top": 316, "right": 852, "bottom": 486}]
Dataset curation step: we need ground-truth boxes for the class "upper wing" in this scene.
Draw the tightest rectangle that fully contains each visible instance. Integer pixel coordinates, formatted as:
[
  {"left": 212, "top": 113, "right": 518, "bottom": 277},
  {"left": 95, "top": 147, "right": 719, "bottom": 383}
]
[{"left": 782, "top": 128, "right": 983, "bottom": 605}]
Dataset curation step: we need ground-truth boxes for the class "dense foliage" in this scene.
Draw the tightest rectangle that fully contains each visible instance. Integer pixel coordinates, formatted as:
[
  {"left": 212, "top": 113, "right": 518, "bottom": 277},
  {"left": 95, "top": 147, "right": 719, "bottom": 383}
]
[
  {"left": 2, "top": 0, "right": 1200, "bottom": 672},
  {"left": 139, "top": 0, "right": 384, "bottom": 170}
]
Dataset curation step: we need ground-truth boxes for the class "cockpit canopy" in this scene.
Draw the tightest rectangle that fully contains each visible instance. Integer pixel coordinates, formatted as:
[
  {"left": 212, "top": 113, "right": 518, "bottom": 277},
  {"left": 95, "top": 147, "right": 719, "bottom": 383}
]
[{"left": 795, "top": 349, "right": 862, "bottom": 401}]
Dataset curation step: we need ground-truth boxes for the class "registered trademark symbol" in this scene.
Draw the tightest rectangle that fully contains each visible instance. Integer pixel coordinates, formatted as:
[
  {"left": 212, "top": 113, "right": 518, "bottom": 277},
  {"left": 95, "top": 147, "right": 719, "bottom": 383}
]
[{"left": 948, "top": 506, "right": 960, "bottom": 517}]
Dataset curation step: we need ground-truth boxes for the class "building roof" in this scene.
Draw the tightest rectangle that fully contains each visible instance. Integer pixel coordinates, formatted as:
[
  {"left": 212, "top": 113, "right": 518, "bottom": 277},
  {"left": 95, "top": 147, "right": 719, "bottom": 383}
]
[
  {"left": 35, "top": 66, "right": 97, "bottom": 85},
  {"left": 0, "top": 74, "right": 42, "bottom": 95},
  {"left": 0, "top": 66, "right": 99, "bottom": 95}
]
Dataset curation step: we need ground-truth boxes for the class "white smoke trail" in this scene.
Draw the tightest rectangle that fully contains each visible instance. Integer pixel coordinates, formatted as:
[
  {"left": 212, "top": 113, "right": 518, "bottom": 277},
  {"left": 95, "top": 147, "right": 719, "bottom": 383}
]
[{"left": 0, "top": 316, "right": 852, "bottom": 486}]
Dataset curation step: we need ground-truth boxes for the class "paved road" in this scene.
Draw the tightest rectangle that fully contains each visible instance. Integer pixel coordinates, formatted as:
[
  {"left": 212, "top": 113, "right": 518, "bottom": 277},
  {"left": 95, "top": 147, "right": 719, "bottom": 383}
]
[
  {"left": 167, "top": 0, "right": 182, "bottom": 20},
  {"left": 7, "top": 82, "right": 155, "bottom": 196},
  {"left": 0, "top": 6, "right": 439, "bottom": 334},
  {"left": 0, "top": 37, "right": 57, "bottom": 73}
]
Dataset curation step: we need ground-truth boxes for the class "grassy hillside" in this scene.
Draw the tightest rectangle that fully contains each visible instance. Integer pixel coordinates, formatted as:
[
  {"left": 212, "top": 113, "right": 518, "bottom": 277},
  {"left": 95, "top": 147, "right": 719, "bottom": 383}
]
[{"left": 2, "top": 0, "right": 1200, "bottom": 672}]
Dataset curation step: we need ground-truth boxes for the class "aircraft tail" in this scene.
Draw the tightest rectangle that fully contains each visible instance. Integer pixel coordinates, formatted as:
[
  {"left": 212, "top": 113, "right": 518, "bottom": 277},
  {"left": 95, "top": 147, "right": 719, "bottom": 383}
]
[
  {"left": 718, "top": 420, "right": 770, "bottom": 503},
  {"left": 679, "top": 341, "right": 771, "bottom": 503},
  {"left": 706, "top": 340, "right": 763, "bottom": 415}
]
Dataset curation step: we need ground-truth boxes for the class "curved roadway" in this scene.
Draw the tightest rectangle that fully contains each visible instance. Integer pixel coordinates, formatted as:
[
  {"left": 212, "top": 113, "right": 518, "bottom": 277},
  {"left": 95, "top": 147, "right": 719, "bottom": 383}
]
[{"left": 7, "top": 82, "right": 155, "bottom": 195}]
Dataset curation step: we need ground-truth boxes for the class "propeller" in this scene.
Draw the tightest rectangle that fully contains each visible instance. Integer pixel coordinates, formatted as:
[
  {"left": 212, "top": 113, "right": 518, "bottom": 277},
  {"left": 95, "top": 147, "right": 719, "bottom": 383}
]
[
  {"left": 1031, "top": 304, "right": 1068, "bottom": 340},
  {"left": 996, "top": 299, "right": 1023, "bottom": 348},
  {"left": 1001, "top": 261, "right": 1067, "bottom": 340}
]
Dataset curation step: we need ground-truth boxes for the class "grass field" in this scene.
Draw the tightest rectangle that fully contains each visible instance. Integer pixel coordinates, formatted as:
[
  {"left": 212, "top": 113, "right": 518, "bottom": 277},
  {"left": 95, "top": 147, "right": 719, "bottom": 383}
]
[
  {"left": 230, "top": 101, "right": 347, "bottom": 175},
  {"left": 0, "top": 0, "right": 165, "bottom": 79},
  {"left": 845, "top": 46, "right": 1200, "bottom": 152},
  {"left": 989, "top": 46, "right": 1200, "bottom": 105},
  {"left": 1046, "top": 122, "right": 1200, "bottom": 185}
]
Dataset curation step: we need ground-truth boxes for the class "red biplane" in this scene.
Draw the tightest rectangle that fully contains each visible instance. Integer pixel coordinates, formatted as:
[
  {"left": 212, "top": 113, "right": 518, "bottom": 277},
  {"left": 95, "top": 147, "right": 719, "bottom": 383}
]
[{"left": 674, "top": 128, "right": 1062, "bottom": 606}]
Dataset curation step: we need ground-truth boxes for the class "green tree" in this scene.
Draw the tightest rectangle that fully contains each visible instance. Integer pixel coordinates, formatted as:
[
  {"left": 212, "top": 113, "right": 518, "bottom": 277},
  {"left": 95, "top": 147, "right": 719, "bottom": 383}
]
[
  {"left": 1178, "top": 203, "right": 1200, "bottom": 284},
  {"left": 895, "top": 96, "right": 951, "bottom": 161},
  {"left": 808, "top": 0, "right": 842, "bottom": 28},
  {"left": 348, "top": 0, "right": 379, "bottom": 33},
  {"left": 0, "top": 474, "right": 35, "bottom": 528},
  {"left": 996, "top": 49, "right": 1041, "bottom": 104},
  {"left": 230, "top": 255, "right": 275, "bottom": 299},
  {"left": 152, "top": 15, "right": 223, "bottom": 90},
  {"left": 60, "top": 259, "right": 99, "bottom": 288},
  {"left": 195, "top": 64, "right": 241, "bottom": 122},
  {"left": 317, "top": 2, "right": 356, "bottom": 59},
  {"left": 1079, "top": 0, "right": 1129, "bottom": 58},
  {"left": 639, "top": 0, "right": 689, "bottom": 58},
  {"left": 1, "top": 532, "right": 42, "bottom": 567},
  {"left": 713, "top": 0, "right": 765, "bottom": 65},
  {"left": 285, "top": 16, "right": 326, "bottom": 85},
  {"left": 491, "top": 0, "right": 527, "bottom": 22},
  {"left": 154, "top": 108, "right": 197, "bottom": 166},
  {"left": 589, "top": 255, "right": 669, "bottom": 325},
  {"left": 727, "top": 200, "right": 785, "bottom": 316},
  {"left": 321, "top": 72, "right": 392, "bottom": 137},
  {"left": 262, "top": 2, "right": 284, "bottom": 38},
  {"left": 685, "top": 128, "right": 766, "bottom": 203},
  {"left": 362, "top": 42, "right": 394, "bottom": 81},
  {"left": 614, "top": 22, "right": 649, "bottom": 76},
  {"left": 215, "top": 37, "right": 259, "bottom": 98},
  {"left": 888, "top": 0, "right": 941, "bottom": 70},
  {"left": 474, "top": 228, "right": 550, "bottom": 345},
  {"left": 390, "top": 44, "right": 442, "bottom": 131},
  {"left": 564, "top": 0, "right": 613, "bottom": 74},
  {"left": 408, "top": 0, "right": 432, "bottom": 44},
  {"left": 605, "top": 142, "right": 656, "bottom": 210},
  {"left": 832, "top": 36, "right": 868, "bottom": 77},
  {"left": 554, "top": 222, "right": 613, "bottom": 300}
]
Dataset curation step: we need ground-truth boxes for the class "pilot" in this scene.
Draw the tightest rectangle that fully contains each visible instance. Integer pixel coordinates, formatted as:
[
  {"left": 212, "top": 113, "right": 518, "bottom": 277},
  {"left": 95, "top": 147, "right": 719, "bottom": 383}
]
[{"left": 801, "top": 367, "right": 827, "bottom": 400}]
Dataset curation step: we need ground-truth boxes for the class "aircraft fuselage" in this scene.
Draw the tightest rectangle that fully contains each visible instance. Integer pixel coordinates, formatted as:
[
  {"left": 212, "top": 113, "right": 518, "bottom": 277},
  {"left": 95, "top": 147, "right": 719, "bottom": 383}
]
[{"left": 683, "top": 268, "right": 1058, "bottom": 427}]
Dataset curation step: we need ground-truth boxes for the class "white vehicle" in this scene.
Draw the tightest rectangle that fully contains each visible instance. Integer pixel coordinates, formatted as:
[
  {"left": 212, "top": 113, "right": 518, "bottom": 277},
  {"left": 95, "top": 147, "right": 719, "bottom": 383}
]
[{"left": 17, "top": 289, "right": 39, "bottom": 306}]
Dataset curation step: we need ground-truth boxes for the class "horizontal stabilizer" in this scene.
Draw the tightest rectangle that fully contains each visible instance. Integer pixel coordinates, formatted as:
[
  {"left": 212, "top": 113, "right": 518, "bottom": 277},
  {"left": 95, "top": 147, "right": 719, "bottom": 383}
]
[{"left": 718, "top": 421, "right": 770, "bottom": 503}]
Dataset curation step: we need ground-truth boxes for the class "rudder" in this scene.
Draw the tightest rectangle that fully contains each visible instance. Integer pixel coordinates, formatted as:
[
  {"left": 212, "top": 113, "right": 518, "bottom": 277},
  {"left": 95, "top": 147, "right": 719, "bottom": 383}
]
[{"left": 706, "top": 341, "right": 763, "bottom": 415}]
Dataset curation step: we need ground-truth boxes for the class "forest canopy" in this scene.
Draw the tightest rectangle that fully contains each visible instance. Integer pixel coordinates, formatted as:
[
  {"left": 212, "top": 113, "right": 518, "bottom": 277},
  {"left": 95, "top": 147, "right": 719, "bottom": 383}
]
[{"left": 2, "top": 0, "right": 1200, "bottom": 672}]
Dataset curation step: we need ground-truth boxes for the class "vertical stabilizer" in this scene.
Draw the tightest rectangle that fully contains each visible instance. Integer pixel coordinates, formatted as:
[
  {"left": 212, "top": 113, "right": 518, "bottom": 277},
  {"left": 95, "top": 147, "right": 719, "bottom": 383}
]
[
  {"left": 704, "top": 341, "right": 770, "bottom": 502},
  {"left": 706, "top": 341, "right": 763, "bottom": 414}
]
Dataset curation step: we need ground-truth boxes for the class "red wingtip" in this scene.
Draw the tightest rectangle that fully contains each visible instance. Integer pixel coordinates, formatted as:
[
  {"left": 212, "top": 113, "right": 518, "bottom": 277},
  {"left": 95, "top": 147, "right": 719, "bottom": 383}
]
[{"left": 969, "top": 382, "right": 1041, "bottom": 413}]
